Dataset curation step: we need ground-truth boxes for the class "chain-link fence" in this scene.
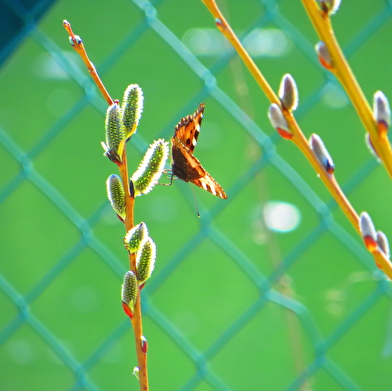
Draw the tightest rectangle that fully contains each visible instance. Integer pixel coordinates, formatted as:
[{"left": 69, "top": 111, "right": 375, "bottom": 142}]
[{"left": 1, "top": 0, "right": 392, "bottom": 390}]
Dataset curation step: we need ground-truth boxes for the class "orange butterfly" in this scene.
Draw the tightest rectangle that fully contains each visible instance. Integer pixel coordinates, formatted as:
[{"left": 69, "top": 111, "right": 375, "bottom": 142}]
[{"left": 171, "top": 103, "right": 228, "bottom": 199}]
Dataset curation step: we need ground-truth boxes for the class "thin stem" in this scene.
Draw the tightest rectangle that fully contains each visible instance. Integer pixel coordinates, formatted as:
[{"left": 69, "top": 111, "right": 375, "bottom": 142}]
[
  {"left": 120, "top": 151, "right": 149, "bottom": 391},
  {"left": 289, "top": 116, "right": 358, "bottom": 229},
  {"left": 227, "top": 22, "right": 309, "bottom": 379},
  {"left": 201, "top": 0, "right": 392, "bottom": 279},
  {"left": 63, "top": 20, "right": 113, "bottom": 106},
  {"left": 201, "top": 0, "right": 277, "bottom": 104},
  {"left": 63, "top": 21, "right": 149, "bottom": 390},
  {"left": 300, "top": 0, "right": 392, "bottom": 177}
]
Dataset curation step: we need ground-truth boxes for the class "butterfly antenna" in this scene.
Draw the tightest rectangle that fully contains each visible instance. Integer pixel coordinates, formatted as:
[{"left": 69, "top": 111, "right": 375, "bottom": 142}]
[{"left": 191, "top": 187, "right": 201, "bottom": 218}]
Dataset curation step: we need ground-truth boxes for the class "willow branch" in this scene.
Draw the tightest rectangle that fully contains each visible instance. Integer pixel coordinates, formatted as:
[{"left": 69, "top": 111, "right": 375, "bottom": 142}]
[
  {"left": 300, "top": 0, "right": 392, "bottom": 178},
  {"left": 63, "top": 20, "right": 113, "bottom": 106},
  {"left": 201, "top": 0, "right": 392, "bottom": 278},
  {"left": 63, "top": 21, "right": 149, "bottom": 391}
]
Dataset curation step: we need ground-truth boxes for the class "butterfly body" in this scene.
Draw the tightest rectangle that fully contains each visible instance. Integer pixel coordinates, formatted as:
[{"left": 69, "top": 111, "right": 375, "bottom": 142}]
[{"left": 171, "top": 103, "right": 228, "bottom": 199}]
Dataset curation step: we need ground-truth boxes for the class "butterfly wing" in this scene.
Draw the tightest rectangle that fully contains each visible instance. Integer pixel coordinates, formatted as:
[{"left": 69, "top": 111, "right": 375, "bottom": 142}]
[
  {"left": 171, "top": 136, "right": 205, "bottom": 181},
  {"left": 171, "top": 104, "right": 228, "bottom": 199},
  {"left": 192, "top": 172, "right": 228, "bottom": 200},
  {"left": 173, "top": 103, "right": 204, "bottom": 154}
]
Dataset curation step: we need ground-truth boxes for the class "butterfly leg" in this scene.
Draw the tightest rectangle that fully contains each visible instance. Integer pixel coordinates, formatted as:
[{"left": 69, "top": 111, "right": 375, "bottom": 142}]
[{"left": 157, "top": 170, "right": 175, "bottom": 186}]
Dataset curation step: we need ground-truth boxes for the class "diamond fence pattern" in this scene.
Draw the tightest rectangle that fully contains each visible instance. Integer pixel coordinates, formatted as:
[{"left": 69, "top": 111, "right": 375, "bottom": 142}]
[{"left": 1, "top": 0, "right": 392, "bottom": 390}]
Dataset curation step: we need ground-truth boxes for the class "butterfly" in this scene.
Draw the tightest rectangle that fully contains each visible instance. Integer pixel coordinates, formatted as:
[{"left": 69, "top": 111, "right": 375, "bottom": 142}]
[{"left": 171, "top": 103, "right": 228, "bottom": 199}]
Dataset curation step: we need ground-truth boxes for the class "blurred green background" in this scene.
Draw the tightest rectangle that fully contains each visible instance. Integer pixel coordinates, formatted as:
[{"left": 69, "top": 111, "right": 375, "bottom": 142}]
[{"left": 1, "top": 0, "right": 392, "bottom": 390}]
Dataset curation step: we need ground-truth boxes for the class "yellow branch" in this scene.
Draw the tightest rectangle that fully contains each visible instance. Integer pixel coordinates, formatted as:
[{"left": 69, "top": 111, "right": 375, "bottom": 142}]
[
  {"left": 202, "top": 0, "right": 277, "bottom": 104},
  {"left": 300, "top": 0, "right": 392, "bottom": 177},
  {"left": 201, "top": 0, "right": 392, "bottom": 279},
  {"left": 63, "top": 20, "right": 149, "bottom": 390},
  {"left": 63, "top": 20, "right": 113, "bottom": 106}
]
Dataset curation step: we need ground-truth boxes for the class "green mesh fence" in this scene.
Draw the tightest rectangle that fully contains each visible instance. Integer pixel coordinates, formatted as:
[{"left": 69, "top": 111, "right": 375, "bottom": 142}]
[{"left": 1, "top": 0, "right": 392, "bottom": 390}]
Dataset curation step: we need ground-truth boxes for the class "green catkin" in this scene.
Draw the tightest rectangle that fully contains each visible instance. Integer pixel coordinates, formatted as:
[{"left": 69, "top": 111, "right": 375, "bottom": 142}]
[
  {"left": 131, "top": 139, "right": 169, "bottom": 196},
  {"left": 122, "top": 84, "right": 144, "bottom": 136},
  {"left": 106, "top": 174, "right": 126, "bottom": 219},
  {"left": 136, "top": 238, "right": 156, "bottom": 285},
  {"left": 124, "top": 222, "right": 149, "bottom": 253},
  {"left": 105, "top": 102, "right": 126, "bottom": 152}
]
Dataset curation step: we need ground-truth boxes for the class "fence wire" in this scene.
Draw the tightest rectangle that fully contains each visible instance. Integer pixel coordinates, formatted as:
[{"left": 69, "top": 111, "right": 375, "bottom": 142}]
[{"left": 1, "top": 0, "right": 392, "bottom": 390}]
